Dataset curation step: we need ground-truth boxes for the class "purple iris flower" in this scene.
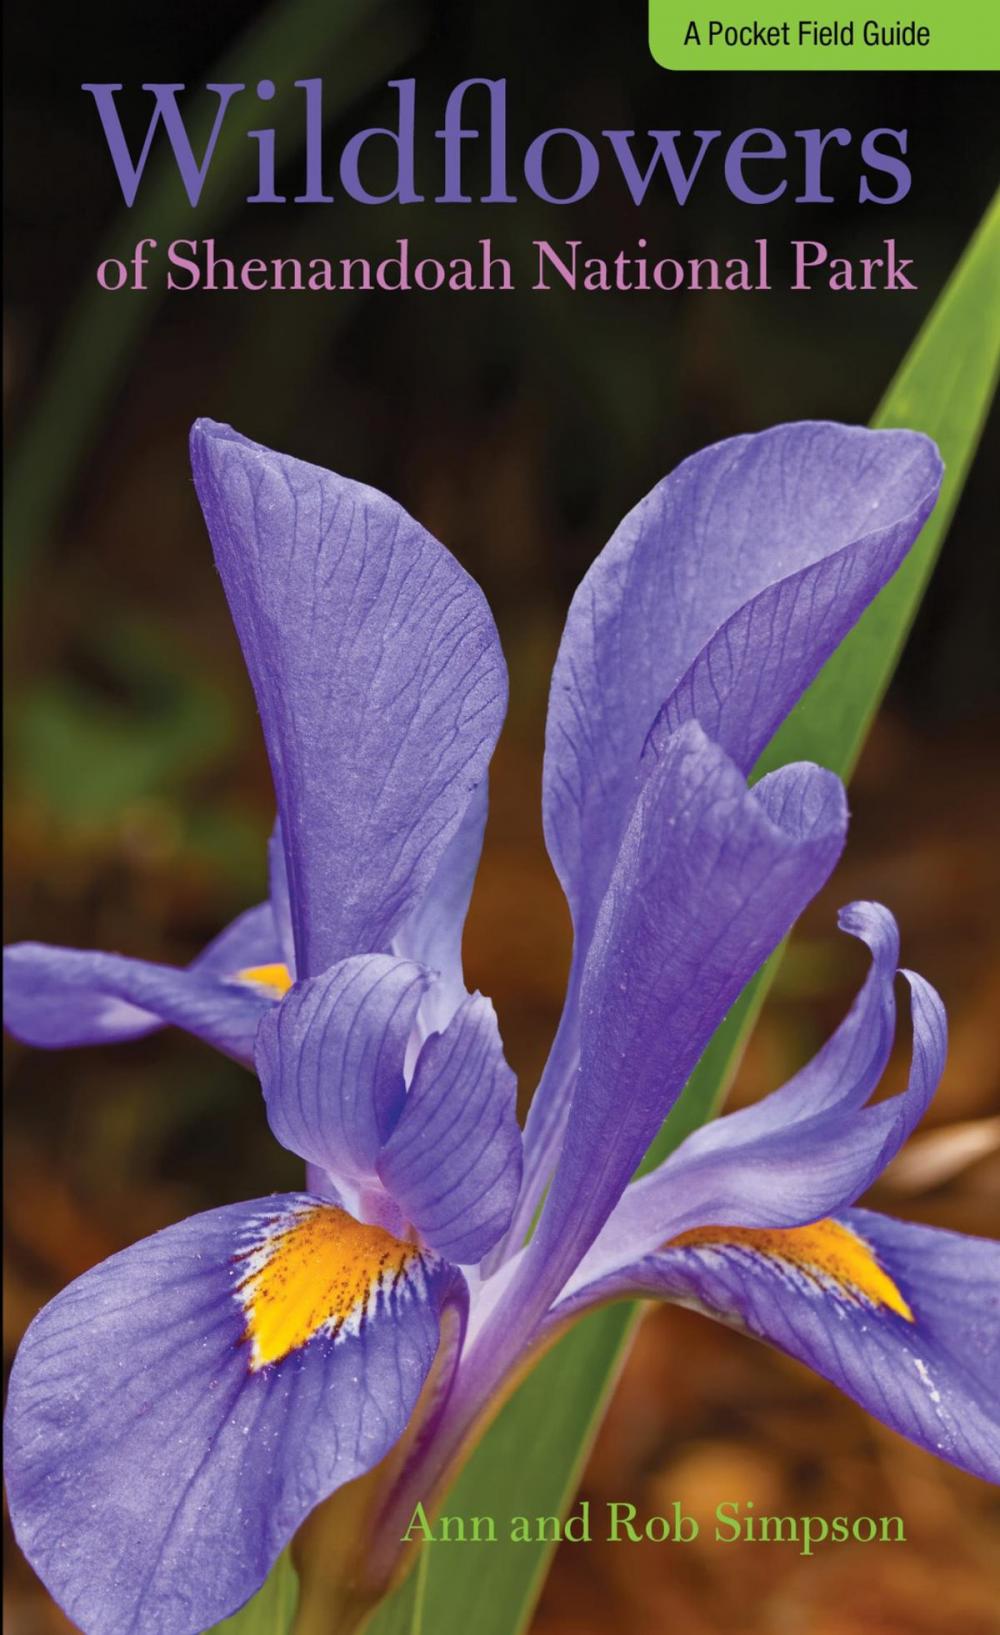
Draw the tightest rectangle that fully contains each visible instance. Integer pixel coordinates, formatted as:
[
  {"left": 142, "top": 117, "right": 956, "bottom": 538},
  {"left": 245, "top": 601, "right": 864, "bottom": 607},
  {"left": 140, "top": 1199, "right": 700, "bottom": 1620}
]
[{"left": 5, "top": 421, "right": 999, "bottom": 1635}]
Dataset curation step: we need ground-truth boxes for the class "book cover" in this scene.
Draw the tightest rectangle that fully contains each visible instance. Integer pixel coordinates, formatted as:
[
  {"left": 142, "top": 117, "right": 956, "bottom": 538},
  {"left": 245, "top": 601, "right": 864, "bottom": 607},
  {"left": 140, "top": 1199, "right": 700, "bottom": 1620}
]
[{"left": 4, "top": 6, "right": 998, "bottom": 1634}]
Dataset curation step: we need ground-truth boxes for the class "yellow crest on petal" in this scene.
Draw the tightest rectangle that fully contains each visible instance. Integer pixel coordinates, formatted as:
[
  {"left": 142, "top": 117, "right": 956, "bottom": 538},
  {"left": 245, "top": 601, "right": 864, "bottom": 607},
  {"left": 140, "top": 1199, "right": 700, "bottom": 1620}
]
[
  {"left": 234, "top": 1203, "right": 418, "bottom": 1370},
  {"left": 233, "top": 963, "right": 294, "bottom": 998},
  {"left": 669, "top": 1218, "right": 914, "bottom": 1322}
]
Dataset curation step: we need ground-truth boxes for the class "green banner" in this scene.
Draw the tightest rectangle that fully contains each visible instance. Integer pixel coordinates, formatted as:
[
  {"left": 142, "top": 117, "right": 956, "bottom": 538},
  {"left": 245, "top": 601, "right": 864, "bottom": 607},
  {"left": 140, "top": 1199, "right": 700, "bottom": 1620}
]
[{"left": 650, "top": 0, "right": 1000, "bottom": 68}]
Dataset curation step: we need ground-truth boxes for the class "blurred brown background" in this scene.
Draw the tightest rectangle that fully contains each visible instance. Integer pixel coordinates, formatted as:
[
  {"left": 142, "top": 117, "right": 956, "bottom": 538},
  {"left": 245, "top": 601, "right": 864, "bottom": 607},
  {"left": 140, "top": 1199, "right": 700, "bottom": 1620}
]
[{"left": 4, "top": 1, "right": 999, "bottom": 1630}]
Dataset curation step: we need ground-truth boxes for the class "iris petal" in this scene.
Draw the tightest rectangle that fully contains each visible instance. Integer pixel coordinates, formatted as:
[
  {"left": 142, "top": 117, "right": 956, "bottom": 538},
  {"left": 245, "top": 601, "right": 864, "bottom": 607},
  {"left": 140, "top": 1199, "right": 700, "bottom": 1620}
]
[
  {"left": 190, "top": 421, "right": 508, "bottom": 981},
  {"left": 524, "top": 423, "right": 941, "bottom": 1222},
  {"left": 543, "top": 422, "right": 941, "bottom": 960},
  {"left": 513, "top": 724, "right": 847, "bottom": 1321},
  {"left": 3, "top": 1195, "right": 466, "bottom": 1635}
]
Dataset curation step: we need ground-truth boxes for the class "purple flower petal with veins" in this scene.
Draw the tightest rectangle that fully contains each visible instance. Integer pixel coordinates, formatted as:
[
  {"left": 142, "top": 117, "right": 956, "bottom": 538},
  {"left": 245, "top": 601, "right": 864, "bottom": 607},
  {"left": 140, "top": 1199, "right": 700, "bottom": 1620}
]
[{"left": 190, "top": 422, "right": 508, "bottom": 981}]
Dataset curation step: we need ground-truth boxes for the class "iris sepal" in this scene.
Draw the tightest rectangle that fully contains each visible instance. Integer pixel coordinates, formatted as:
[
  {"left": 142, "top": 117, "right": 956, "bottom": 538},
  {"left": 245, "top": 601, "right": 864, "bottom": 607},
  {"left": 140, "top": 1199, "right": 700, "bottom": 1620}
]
[
  {"left": 4, "top": 1195, "right": 468, "bottom": 1635},
  {"left": 545, "top": 1210, "right": 1000, "bottom": 1486}
]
